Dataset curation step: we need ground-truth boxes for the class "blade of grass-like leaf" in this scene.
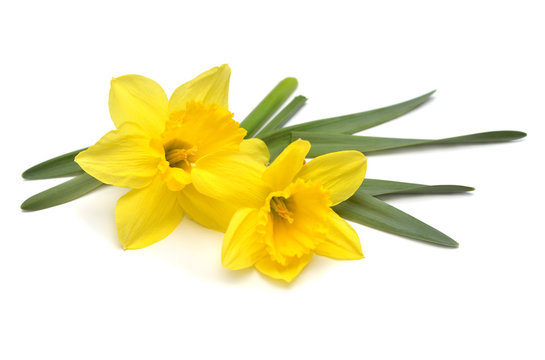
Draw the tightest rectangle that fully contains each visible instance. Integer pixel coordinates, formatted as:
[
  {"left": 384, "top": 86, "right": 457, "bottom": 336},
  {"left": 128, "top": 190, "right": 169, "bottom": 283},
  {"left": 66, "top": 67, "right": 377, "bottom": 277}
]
[
  {"left": 257, "top": 95, "right": 307, "bottom": 136},
  {"left": 333, "top": 191, "right": 459, "bottom": 247},
  {"left": 294, "top": 130, "right": 526, "bottom": 157},
  {"left": 22, "top": 148, "right": 87, "bottom": 180},
  {"left": 239, "top": 77, "right": 298, "bottom": 138},
  {"left": 21, "top": 173, "right": 103, "bottom": 211},
  {"left": 257, "top": 90, "right": 435, "bottom": 141},
  {"left": 360, "top": 178, "right": 474, "bottom": 196}
]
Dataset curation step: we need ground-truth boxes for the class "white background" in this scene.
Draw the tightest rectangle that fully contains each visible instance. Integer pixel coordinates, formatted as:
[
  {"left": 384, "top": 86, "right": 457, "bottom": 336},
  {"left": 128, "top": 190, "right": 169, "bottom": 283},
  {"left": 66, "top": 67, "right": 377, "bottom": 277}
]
[{"left": 1, "top": 1, "right": 544, "bottom": 359}]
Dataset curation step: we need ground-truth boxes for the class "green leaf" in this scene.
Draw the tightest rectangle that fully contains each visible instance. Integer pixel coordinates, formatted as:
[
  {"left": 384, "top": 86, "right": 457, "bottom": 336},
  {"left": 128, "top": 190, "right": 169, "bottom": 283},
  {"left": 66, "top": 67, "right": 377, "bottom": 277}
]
[
  {"left": 21, "top": 173, "right": 103, "bottom": 211},
  {"left": 257, "top": 95, "right": 307, "bottom": 136},
  {"left": 258, "top": 90, "right": 435, "bottom": 141},
  {"left": 333, "top": 191, "right": 459, "bottom": 247},
  {"left": 360, "top": 178, "right": 474, "bottom": 196},
  {"left": 293, "top": 130, "right": 526, "bottom": 157},
  {"left": 239, "top": 77, "right": 298, "bottom": 138},
  {"left": 22, "top": 148, "right": 87, "bottom": 180},
  {"left": 262, "top": 131, "right": 294, "bottom": 162}
]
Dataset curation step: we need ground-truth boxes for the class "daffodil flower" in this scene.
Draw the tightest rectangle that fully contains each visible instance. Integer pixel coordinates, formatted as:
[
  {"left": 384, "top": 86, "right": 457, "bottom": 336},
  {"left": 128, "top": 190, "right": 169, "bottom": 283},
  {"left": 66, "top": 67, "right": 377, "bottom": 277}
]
[
  {"left": 75, "top": 65, "right": 268, "bottom": 249},
  {"left": 190, "top": 139, "right": 367, "bottom": 282}
]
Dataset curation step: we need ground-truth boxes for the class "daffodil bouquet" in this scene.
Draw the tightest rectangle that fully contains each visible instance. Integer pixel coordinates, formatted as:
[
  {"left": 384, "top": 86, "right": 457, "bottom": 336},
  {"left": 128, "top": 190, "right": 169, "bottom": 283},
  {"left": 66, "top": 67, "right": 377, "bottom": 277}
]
[{"left": 21, "top": 65, "right": 525, "bottom": 282}]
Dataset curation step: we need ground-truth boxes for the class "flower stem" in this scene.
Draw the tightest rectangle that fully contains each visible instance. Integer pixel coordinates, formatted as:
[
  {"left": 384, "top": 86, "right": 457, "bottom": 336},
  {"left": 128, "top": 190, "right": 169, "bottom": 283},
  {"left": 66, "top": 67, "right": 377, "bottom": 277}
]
[
  {"left": 239, "top": 77, "right": 298, "bottom": 137},
  {"left": 256, "top": 95, "right": 307, "bottom": 137}
]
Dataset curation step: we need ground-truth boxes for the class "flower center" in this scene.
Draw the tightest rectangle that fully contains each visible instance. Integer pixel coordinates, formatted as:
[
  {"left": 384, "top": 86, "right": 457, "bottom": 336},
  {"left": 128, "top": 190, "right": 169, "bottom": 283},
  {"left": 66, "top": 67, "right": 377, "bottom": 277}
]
[
  {"left": 165, "top": 145, "right": 198, "bottom": 171},
  {"left": 270, "top": 196, "right": 294, "bottom": 224},
  {"left": 155, "top": 101, "right": 245, "bottom": 192}
]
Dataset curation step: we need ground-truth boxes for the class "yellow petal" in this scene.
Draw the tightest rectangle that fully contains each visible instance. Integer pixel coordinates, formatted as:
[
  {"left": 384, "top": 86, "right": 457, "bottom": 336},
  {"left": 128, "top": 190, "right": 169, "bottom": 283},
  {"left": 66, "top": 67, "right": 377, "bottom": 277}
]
[
  {"left": 179, "top": 184, "right": 238, "bottom": 232},
  {"left": 169, "top": 65, "right": 230, "bottom": 112},
  {"left": 315, "top": 211, "right": 364, "bottom": 260},
  {"left": 255, "top": 253, "right": 313, "bottom": 283},
  {"left": 115, "top": 175, "right": 184, "bottom": 249},
  {"left": 240, "top": 138, "right": 270, "bottom": 165},
  {"left": 109, "top": 75, "right": 169, "bottom": 136},
  {"left": 262, "top": 139, "right": 310, "bottom": 191},
  {"left": 191, "top": 151, "right": 270, "bottom": 209},
  {"left": 157, "top": 160, "right": 192, "bottom": 192},
  {"left": 166, "top": 101, "right": 246, "bottom": 160},
  {"left": 75, "top": 122, "right": 161, "bottom": 188},
  {"left": 222, "top": 208, "right": 267, "bottom": 270},
  {"left": 297, "top": 151, "right": 367, "bottom": 205}
]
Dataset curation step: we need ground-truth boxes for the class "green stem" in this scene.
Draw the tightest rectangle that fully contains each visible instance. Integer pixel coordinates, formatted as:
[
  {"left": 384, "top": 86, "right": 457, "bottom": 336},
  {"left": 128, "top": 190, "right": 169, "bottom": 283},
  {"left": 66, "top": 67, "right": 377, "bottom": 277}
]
[
  {"left": 256, "top": 95, "right": 307, "bottom": 137},
  {"left": 239, "top": 77, "right": 298, "bottom": 137}
]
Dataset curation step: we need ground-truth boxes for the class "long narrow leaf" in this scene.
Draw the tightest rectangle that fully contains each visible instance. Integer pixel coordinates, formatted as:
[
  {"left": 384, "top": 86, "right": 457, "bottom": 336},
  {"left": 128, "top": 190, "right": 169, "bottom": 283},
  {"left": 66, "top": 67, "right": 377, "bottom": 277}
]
[
  {"left": 21, "top": 91, "right": 435, "bottom": 177},
  {"left": 22, "top": 148, "right": 87, "bottom": 179},
  {"left": 360, "top": 178, "right": 474, "bottom": 196},
  {"left": 262, "top": 131, "right": 294, "bottom": 162},
  {"left": 240, "top": 78, "right": 298, "bottom": 137},
  {"left": 333, "top": 191, "right": 459, "bottom": 247},
  {"left": 21, "top": 173, "right": 103, "bottom": 211},
  {"left": 257, "top": 95, "right": 307, "bottom": 136},
  {"left": 294, "top": 130, "right": 526, "bottom": 157},
  {"left": 258, "top": 90, "right": 435, "bottom": 141}
]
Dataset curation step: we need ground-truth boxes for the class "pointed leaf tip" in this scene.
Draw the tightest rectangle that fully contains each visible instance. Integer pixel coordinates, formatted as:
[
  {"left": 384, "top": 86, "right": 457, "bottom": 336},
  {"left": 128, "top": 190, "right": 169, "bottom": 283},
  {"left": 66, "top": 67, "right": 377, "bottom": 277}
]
[
  {"left": 259, "top": 90, "right": 438, "bottom": 139},
  {"left": 240, "top": 77, "right": 298, "bottom": 137},
  {"left": 334, "top": 192, "right": 460, "bottom": 247},
  {"left": 20, "top": 173, "right": 103, "bottom": 211},
  {"left": 21, "top": 148, "right": 87, "bottom": 180},
  {"left": 358, "top": 179, "right": 475, "bottom": 196}
]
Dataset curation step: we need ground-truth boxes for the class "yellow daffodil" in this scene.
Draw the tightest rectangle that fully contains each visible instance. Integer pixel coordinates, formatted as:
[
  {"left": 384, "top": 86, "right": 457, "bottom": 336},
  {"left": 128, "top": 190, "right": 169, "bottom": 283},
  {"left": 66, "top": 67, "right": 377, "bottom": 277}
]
[
  {"left": 190, "top": 139, "right": 367, "bottom": 282},
  {"left": 75, "top": 65, "right": 268, "bottom": 249}
]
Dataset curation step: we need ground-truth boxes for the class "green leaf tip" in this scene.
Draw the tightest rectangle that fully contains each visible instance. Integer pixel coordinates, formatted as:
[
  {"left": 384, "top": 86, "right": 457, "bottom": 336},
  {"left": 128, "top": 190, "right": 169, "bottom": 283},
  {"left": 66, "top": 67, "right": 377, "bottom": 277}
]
[
  {"left": 256, "top": 95, "right": 307, "bottom": 137},
  {"left": 240, "top": 77, "right": 298, "bottom": 137},
  {"left": 295, "top": 130, "right": 527, "bottom": 157},
  {"left": 334, "top": 192, "right": 459, "bottom": 247},
  {"left": 506, "top": 131, "right": 527, "bottom": 140},
  {"left": 282, "top": 77, "right": 298, "bottom": 87},
  {"left": 258, "top": 90, "right": 437, "bottom": 141},
  {"left": 21, "top": 148, "right": 86, "bottom": 180},
  {"left": 358, "top": 179, "right": 475, "bottom": 196},
  {"left": 21, "top": 173, "right": 103, "bottom": 211}
]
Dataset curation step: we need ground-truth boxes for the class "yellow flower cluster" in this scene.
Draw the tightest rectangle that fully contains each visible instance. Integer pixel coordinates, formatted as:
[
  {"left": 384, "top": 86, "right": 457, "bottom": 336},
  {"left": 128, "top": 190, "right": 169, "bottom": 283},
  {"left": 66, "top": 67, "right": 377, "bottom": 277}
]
[{"left": 76, "top": 65, "right": 367, "bottom": 282}]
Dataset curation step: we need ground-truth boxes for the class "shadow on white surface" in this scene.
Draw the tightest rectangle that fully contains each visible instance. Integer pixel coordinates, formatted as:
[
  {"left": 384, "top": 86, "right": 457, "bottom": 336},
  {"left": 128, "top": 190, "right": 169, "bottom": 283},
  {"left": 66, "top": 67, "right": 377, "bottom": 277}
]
[
  {"left": 72, "top": 183, "right": 341, "bottom": 286},
  {"left": 75, "top": 185, "right": 126, "bottom": 249},
  {"left": 140, "top": 217, "right": 338, "bottom": 287}
]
